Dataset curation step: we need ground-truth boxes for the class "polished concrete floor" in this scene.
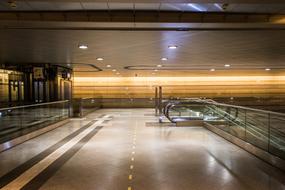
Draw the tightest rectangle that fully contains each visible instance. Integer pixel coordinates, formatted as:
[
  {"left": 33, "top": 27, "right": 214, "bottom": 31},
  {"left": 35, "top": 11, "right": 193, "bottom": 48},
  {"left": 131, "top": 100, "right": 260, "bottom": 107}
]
[{"left": 0, "top": 109, "right": 284, "bottom": 190}]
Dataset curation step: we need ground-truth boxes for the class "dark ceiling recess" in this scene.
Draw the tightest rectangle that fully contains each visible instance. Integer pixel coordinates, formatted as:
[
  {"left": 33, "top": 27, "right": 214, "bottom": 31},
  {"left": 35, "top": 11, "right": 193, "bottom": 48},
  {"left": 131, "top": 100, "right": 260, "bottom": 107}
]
[
  {"left": 0, "top": 11, "right": 284, "bottom": 24},
  {"left": 4, "top": 0, "right": 285, "bottom": 4}
]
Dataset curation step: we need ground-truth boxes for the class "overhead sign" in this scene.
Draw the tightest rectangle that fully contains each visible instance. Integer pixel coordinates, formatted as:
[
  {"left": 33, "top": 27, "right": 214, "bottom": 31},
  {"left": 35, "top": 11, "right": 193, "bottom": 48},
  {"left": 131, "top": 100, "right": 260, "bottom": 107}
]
[{"left": 33, "top": 67, "right": 44, "bottom": 80}]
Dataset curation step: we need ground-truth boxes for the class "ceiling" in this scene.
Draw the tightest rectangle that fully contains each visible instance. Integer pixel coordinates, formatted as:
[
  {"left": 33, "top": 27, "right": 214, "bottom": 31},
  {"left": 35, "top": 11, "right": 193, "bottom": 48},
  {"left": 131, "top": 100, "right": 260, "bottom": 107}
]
[
  {"left": 0, "top": 29, "right": 285, "bottom": 77},
  {"left": 1, "top": 1, "right": 285, "bottom": 14},
  {"left": 1, "top": 1, "right": 285, "bottom": 77}
]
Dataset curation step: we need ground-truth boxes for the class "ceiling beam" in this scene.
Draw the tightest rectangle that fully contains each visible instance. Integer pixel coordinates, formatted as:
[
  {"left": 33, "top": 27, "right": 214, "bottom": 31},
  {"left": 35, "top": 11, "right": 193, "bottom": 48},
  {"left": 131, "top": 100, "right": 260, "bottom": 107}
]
[{"left": 0, "top": 11, "right": 284, "bottom": 24}]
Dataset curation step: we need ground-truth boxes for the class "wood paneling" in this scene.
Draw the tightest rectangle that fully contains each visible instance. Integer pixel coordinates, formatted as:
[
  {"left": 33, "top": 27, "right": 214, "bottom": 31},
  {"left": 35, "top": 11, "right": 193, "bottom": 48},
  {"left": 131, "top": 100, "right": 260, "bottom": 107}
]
[{"left": 73, "top": 76, "right": 285, "bottom": 98}]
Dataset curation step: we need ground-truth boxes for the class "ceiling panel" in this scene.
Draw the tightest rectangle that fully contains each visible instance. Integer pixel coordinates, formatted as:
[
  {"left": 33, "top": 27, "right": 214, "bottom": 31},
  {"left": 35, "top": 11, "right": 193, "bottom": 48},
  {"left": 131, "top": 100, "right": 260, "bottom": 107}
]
[
  {"left": 134, "top": 3, "right": 160, "bottom": 10},
  {"left": 26, "top": 2, "right": 55, "bottom": 10},
  {"left": 0, "top": 1, "right": 32, "bottom": 11},
  {"left": 52, "top": 2, "right": 83, "bottom": 10},
  {"left": 203, "top": 4, "right": 221, "bottom": 12},
  {"left": 0, "top": 29, "right": 285, "bottom": 77},
  {"left": 231, "top": 4, "right": 259, "bottom": 13},
  {"left": 159, "top": 4, "right": 183, "bottom": 11},
  {"left": 0, "top": 2, "right": 6, "bottom": 11},
  {"left": 81, "top": 2, "right": 108, "bottom": 10},
  {"left": 108, "top": 3, "right": 134, "bottom": 10},
  {"left": 257, "top": 4, "right": 285, "bottom": 13},
  {"left": 29, "top": 2, "right": 82, "bottom": 11}
]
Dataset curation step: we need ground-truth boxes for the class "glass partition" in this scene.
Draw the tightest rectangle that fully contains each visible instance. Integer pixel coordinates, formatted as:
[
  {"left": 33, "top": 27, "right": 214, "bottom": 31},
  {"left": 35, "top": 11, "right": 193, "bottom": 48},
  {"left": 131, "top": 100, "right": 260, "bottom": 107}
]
[
  {"left": 0, "top": 100, "right": 69, "bottom": 143},
  {"left": 269, "top": 114, "right": 285, "bottom": 159},
  {"left": 81, "top": 98, "right": 101, "bottom": 116},
  {"left": 245, "top": 111, "right": 269, "bottom": 151}
]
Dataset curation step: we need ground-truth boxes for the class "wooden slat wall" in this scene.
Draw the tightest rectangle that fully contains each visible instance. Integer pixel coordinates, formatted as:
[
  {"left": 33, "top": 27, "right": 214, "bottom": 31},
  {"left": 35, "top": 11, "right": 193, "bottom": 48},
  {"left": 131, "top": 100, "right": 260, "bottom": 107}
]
[{"left": 73, "top": 76, "right": 285, "bottom": 99}]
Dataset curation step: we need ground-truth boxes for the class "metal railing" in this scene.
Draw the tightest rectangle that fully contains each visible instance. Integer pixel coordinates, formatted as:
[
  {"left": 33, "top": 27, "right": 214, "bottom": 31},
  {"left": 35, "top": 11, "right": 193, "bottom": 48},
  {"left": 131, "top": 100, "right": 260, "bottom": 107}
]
[
  {"left": 0, "top": 100, "right": 70, "bottom": 143},
  {"left": 164, "top": 98, "right": 285, "bottom": 160}
]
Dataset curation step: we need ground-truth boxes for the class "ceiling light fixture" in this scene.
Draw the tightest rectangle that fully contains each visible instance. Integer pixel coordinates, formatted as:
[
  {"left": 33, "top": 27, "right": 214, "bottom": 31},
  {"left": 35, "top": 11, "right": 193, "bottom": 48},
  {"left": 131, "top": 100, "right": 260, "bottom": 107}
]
[
  {"left": 96, "top": 57, "right": 104, "bottom": 61},
  {"left": 224, "top": 64, "right": 231, "bottom": 67},
  {"left": 161, "top": 58, "right": 168, "bottom": 61},
  {"left": 168, "top": 45, "right": 178, "bottom": 49},
  {"left": 157, "top": 65, "right": 162, "bottom": 67},
  {"left": 106, "top": 65, "right": 111, "bottom": 68},
  {"left": 214, "top": 3, "right": 224, "bottom": 11},
  {"left": 265, "top": 68, "right": 271, "bottom": 71},
  {"left": 112, "top": 69, "right": 116, "bottom": 72},
  {"left": 210, "top": 68, "right": 215, "bottom": 72},
  {"left": 188, "top": 3, "right": 205, "bottom": 12},
  {"left": 78, "top": 44, "right": 88, "bottom": 49},
  {"left": 154, "top": 69, "right": 158, "bottom": 72}
]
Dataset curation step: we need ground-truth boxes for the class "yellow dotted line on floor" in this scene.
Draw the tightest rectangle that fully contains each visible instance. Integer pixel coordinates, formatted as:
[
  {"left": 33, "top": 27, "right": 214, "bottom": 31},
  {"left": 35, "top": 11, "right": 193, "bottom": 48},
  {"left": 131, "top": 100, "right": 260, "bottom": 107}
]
[{"left": 128, "top": 126, "right": 137, "bottom": 190}]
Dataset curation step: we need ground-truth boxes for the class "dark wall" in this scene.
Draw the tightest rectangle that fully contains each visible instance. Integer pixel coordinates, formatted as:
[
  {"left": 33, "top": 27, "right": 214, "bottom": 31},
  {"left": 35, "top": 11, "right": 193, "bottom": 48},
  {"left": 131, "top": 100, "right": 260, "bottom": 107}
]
[{"left": 0, "top": 65, "right": 72, "bottom": 108}]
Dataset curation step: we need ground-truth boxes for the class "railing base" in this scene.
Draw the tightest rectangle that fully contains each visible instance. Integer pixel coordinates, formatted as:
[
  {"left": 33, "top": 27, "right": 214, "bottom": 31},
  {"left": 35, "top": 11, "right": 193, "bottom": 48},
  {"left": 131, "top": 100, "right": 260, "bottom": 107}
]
[
  {"left": 204, "top": 122, "right": 285, "bottom": 172},
  {"left": 176, "top": 120, "right": 204, "bottom": 127}
]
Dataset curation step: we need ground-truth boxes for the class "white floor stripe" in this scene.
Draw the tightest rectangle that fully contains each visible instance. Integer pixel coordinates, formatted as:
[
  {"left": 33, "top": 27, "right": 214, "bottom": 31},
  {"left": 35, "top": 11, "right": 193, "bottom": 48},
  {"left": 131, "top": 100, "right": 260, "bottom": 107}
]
[{"left": 1, "top": 115, "right": 109, "bottom": 190}]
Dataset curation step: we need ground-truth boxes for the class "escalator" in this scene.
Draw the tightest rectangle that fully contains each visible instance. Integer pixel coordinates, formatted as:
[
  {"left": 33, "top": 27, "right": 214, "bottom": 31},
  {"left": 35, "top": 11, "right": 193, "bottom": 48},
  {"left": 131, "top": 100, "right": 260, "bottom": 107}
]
[{"left": 163, "top": 98, "right": 285, "bottom": 160}]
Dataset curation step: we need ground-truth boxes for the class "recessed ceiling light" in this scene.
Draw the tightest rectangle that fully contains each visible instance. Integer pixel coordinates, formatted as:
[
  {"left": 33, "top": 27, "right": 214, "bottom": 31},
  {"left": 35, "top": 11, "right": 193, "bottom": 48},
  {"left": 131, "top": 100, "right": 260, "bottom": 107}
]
[
  {"left": 112, "top": 69, "right": 116, "bottom": 72},
  {"left": 67, "top": 64, "right": 71, "bottom": 67},
  {"left": 157, "top": 65, "right": 162, "bottom": 67},
  {"left": 96, "top": 57, "right": 104, "bottom": 61},
  {"left": 78, "top": 44, "right": 88, "bottom": 49},
  {"left": 154, "top": 69, "right": 158, "bottom": 72},
  {"left": 224, "top": 64, "right": 230, "bottom": 67},
  {"left": 8, "top": 1, "right": 17, "bottom": 9},
  {"left": 168, "top": 45, "right": 178, "bottom": 49},
  {"left": 265, "top": 68, "right": 271, "bottom": 71},
  {"left": 106, "top": 65, "right": 111, "bottom": 68},
  {"left": 210, "top": 68, "right": 215, "bottom": 72},
  {"left": 161, "top": 57, "right": 168, "bottom": 61}
]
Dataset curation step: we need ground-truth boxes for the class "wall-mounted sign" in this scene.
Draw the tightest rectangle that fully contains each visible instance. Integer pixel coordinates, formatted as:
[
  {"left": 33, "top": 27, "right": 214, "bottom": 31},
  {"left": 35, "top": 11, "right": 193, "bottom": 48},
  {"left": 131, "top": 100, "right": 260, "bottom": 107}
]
[{"left": 33, "top": 67, "right": 44, "bottom": 80}]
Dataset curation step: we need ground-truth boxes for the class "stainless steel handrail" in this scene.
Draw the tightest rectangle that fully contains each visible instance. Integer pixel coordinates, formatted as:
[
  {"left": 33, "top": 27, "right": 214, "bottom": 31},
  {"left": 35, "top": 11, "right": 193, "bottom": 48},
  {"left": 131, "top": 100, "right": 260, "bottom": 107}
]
[{"left": 0, "top": 100, "right": 69, "bottom": 112}]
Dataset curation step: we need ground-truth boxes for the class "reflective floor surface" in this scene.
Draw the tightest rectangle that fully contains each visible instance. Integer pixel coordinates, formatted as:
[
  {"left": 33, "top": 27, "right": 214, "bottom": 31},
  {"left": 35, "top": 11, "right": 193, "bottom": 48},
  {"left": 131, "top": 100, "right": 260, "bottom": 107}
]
[{"left": 0, "top": 109, "right": 284, "bottom": 190}]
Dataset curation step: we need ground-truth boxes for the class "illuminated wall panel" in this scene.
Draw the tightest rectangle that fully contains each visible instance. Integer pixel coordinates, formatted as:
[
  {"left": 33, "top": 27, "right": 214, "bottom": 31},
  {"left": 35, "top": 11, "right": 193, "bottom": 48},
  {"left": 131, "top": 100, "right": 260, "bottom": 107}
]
[
  {"left": 0, "top": 69, "right": 10, "bottom": 103},
  {"left": 73, "top": 76, "right": 285, "bottom": 99}
]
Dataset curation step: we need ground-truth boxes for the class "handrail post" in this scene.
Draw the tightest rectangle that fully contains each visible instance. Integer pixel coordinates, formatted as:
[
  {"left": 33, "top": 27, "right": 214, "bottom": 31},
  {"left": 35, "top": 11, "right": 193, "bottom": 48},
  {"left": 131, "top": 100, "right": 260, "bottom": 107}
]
[
  {"left": 244, "top": 109, "right": 247, "bottom": 141},
  {"left": 80, "top": 98, "right": 83, "bottom": 117},
  {"left": 268, "top": 113, "right": 271, "bottom": 152}
]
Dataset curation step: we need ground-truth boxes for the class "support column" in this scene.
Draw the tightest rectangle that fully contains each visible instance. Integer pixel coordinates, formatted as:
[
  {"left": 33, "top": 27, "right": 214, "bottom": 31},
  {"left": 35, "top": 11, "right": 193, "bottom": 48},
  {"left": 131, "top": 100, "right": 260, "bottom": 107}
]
[
  {"left": 159, "top": 86, "right": 162, "bottom": 115},
  {"left": 155, "top": 87, "right": 158, "bottom": 116}
]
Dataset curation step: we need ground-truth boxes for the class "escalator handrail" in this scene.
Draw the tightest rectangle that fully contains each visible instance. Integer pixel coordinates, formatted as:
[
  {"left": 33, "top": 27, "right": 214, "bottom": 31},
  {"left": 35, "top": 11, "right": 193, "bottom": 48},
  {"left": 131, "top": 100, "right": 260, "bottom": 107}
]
[{"left": 179, "top": 98, "right": 285, "bottom": 117}]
